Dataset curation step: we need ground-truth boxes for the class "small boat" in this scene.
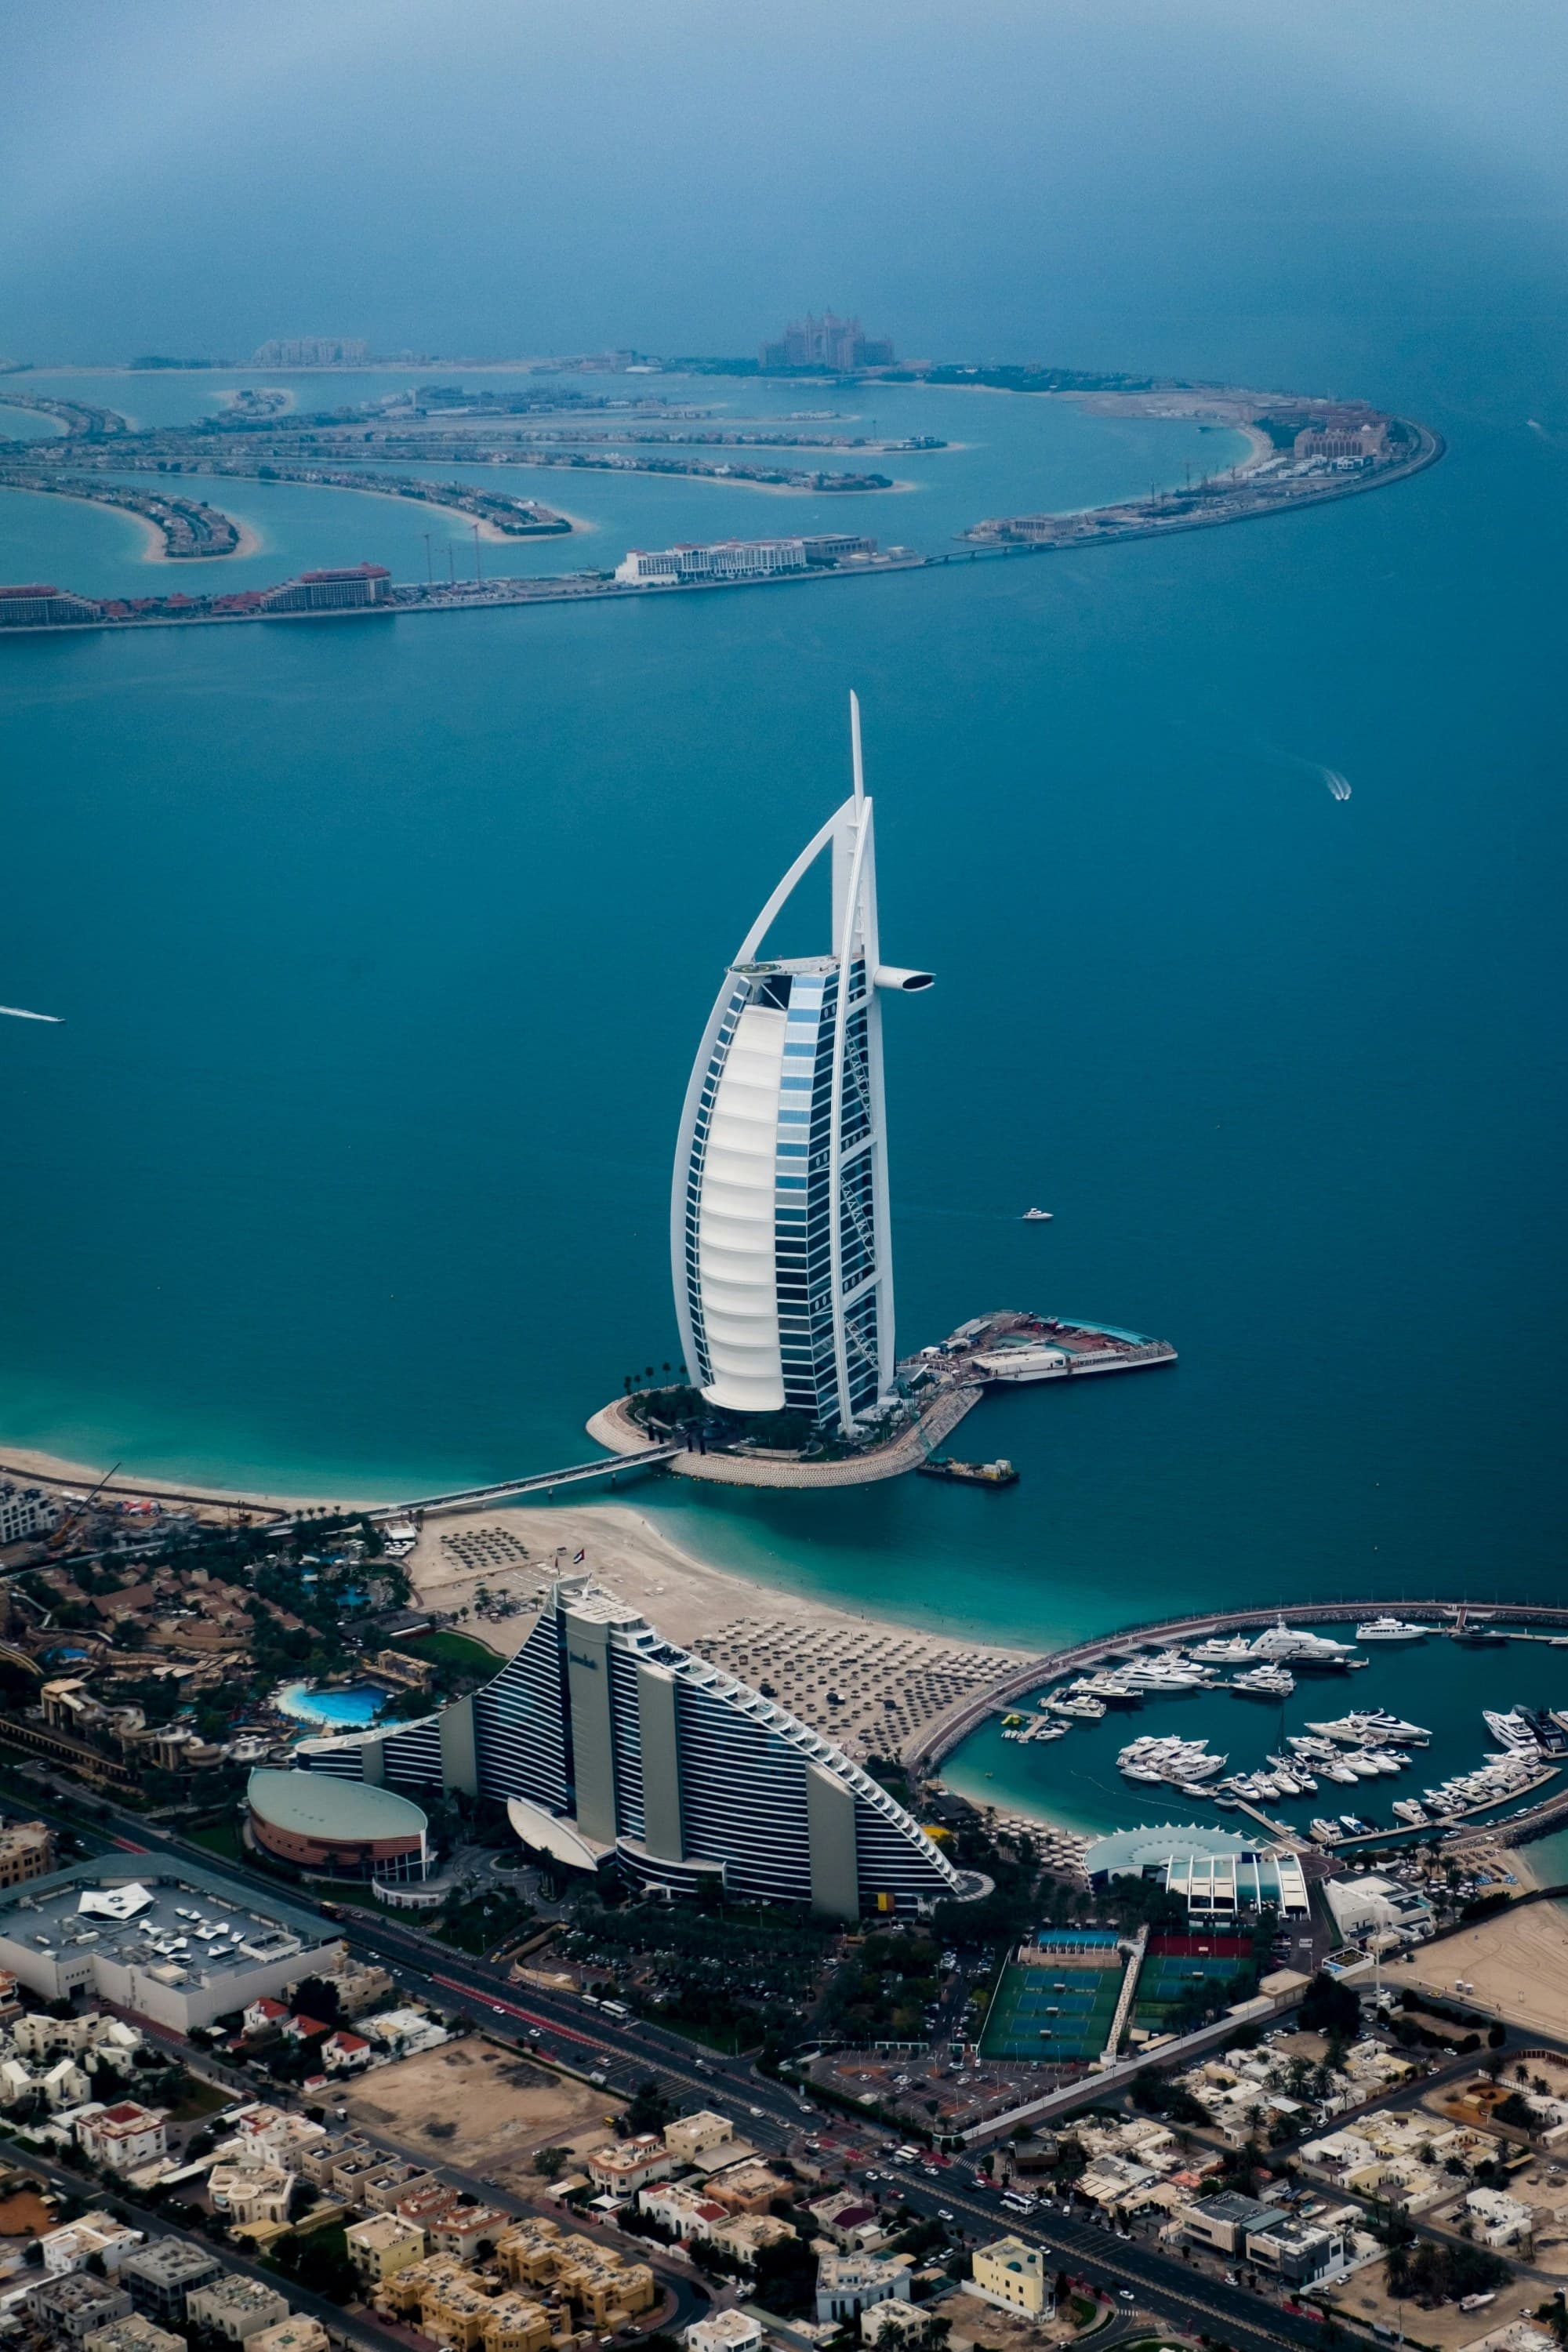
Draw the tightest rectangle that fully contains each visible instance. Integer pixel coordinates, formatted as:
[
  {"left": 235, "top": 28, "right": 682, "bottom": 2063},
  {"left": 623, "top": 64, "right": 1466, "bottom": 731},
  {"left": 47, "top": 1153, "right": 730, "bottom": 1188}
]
[
  {"left": 918, "top": 1455, "right": 1019, "bottom": 1486},
  {"left": 1022, "top": 1207, "right": 1054, "bottom": 1221}
]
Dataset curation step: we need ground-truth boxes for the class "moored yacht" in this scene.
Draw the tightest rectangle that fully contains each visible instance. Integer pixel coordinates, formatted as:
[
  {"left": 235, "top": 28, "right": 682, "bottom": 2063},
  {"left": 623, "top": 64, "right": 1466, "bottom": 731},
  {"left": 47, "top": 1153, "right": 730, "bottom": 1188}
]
[
  {"left": 1189, "top": 1634, "right": 1258, "bottom": 1665},
  {"left": 1248, "top": 1617, "right": 1359, "bottom": 1668},
  {"left": 1232, "top": 1663, "right": 1296, "bottom": 1698},
  {"left": 1355, "top": 1615, "right": 1429, "bottom": 1642},
  {"left": 1306, "top": 1708, "right": 1431, "bottom": 1746}
]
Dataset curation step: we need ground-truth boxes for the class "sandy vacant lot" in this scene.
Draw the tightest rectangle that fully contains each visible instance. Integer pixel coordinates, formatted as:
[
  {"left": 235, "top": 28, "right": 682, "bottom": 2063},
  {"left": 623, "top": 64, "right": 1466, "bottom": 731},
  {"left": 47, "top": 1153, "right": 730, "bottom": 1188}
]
[
  {"left": 1381, "top": 1901, "right": 1568, "bottom": 2042},
  {"left": 1326, "top": 2255, "right": 1508, "bottom": 2352},
  {"left": 343, "top": 2039, "right": 621, "bottom": 2191}
]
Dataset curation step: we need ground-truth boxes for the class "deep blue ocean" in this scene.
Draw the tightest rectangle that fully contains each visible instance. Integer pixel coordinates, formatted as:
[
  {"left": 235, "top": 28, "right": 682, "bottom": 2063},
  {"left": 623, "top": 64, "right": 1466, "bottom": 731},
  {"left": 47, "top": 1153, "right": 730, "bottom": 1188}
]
[{"left": 3, "top": 257, "right": 1566, "bottom": 1687}]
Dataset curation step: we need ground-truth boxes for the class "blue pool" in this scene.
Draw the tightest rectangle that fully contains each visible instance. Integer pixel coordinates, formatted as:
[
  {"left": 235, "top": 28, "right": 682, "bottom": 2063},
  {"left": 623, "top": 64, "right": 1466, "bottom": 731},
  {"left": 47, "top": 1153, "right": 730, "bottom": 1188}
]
[{"left": 276, "top": 1681, "right": 387, "bottom": 1730}]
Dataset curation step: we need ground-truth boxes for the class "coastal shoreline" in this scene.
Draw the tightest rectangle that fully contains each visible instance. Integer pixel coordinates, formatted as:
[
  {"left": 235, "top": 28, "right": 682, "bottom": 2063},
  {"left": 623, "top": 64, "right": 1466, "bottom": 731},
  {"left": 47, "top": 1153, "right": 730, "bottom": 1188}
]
[
  {"left": 141, "top": 510, "right": 263, "bottom": 564},
  {"left": 241, "top": 473, "right": 520, "bottom": 543}
]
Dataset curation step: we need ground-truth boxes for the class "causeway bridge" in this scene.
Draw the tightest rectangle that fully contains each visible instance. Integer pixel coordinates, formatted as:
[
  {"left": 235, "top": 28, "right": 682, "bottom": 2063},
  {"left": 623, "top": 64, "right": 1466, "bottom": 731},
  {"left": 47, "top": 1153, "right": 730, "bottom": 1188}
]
[{"left": 374, "top": 1443, "right": 681, "bottom": 1519}]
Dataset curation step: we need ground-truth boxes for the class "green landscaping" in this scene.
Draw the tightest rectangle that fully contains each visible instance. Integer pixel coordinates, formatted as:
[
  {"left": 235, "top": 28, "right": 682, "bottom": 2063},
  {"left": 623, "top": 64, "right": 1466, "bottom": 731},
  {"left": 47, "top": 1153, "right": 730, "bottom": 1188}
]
[
  {"left": 400, "top": 1628, "right": 506, "bottom": 1671},
  {"left": 188, "top": 1818, "right": 244, "bottom": 1862}
]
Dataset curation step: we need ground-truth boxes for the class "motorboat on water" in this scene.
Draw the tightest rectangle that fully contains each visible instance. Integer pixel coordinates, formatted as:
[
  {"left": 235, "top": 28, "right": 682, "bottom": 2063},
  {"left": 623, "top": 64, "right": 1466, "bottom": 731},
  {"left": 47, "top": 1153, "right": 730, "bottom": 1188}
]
[
  {"left": 1247, "top": 1617, "right": 1359, "bottom": 1668},
  {"left": 1484, "top": 1708, "right": 1540, "bottom": 1752},
  {"left": 1355, "top": 1615, "right": 1430, "bottom": 1642},
  {"left": 1232, "top": 1664, "right": 1297, "bottom": 1698},
  {"left": 1022, "top": 1207, "right": 1054, "bottom": 1221},
  {"left": 1081, "top": 1672, "right": 1144, "bottom": 1707},
  {"left": 1309, "top": 1817, "right": 1344, "bottom": 1842},
  {"left": 1392, "top": 1798, "right": 1429, "bottom": 1825},
  {"left": 1116, "top": 1733, "right": 1228, "bottom": 1785},
  {"left": 1306, "top": 1709, "right": 1431, "bottom": 1746},
  {"left": 1047, "top": 1691, "right": 1106, "bottom": 1721},
  {"left": 1190, "top": 1634, "right": 1259, "bottom": 1665}
]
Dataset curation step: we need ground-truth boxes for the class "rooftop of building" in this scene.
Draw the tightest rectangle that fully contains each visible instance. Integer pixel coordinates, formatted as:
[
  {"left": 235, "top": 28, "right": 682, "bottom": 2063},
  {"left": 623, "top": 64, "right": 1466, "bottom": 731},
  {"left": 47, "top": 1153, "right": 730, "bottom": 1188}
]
[
  {"left": 246, "top": 1768, "right": 427, "bottom": 1842},
  {"left": 1085, "top": 1822, "right": 1253, "bottom": 1873},
  {"left": 0, "top": 1860, "right": 333, "bottom": 1985},
  {"left": 121, "top": 2238, "right": 221, "bottom": 2282},
  {"left": 1194, "top": 2191, "right": 1279, "bottom": 2225}
]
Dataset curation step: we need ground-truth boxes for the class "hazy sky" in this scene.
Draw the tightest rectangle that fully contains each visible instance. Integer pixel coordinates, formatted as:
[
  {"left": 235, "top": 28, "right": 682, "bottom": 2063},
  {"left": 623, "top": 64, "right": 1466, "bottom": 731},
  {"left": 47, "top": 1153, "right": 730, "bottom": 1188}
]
[{"left": 3, "top": 2, "right": 1567, "bottom": 371}]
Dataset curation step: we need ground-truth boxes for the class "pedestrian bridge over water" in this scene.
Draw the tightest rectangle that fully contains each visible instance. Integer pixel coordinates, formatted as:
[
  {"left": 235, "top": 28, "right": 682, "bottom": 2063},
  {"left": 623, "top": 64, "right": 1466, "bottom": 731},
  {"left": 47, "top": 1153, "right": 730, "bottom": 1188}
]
[{"left": 376, "top": 1442, "right": 681, "bottom": 1519}]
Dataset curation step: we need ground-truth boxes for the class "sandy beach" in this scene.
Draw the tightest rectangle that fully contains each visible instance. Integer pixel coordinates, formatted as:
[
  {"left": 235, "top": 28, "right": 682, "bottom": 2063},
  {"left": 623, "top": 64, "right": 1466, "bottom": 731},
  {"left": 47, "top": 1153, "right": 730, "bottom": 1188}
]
[
  {"left": 405, "top": 1498, "right": 1036, "bottom": 1760},
  {"left": 140, "top": 512, "right": 264, "bottom": 564},
  {"left": 241, "top": 474, "right": 526, "bottom": 543},
  {"left": 0, "top": 1438, "right": 380, "bottom": 1516},
  {"left": 1381, "top": 1896, "right": 1568, "bottom": 2041}
]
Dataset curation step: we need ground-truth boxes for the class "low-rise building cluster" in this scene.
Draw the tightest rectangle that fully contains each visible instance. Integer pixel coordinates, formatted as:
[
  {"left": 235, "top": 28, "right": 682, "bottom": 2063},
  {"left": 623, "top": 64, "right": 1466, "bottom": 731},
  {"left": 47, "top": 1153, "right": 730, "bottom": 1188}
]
[
  {"left": 370, "top": 2216, "right": 656, "bottom": 2350},
  {"left": 1169, "top": 2030, "right": 1418, "bottom": 2147}
]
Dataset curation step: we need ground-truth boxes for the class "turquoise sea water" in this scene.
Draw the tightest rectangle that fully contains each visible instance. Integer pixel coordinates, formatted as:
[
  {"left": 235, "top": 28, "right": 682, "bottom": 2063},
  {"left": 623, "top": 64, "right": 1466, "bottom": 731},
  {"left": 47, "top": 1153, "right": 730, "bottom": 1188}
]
[
  {"left": 0, "top": 369, "right": 1240, "bottom": 599},
  {"left": 1, "top": 307, "right": 1564, "bottom": 1663}
]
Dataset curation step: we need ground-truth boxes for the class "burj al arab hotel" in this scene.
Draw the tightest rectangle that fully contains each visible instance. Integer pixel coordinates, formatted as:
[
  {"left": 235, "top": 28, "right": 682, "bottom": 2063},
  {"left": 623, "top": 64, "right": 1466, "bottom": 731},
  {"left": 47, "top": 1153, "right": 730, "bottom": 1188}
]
[{"left": 672, "top": 697, "right": 933, "bottom": 1436}]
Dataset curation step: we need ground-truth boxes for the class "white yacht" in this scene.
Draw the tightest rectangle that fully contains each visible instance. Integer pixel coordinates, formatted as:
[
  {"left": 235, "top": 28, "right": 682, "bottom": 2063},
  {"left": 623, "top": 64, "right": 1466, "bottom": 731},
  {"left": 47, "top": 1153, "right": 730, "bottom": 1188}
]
[
  {"left": 1355, "top": 1614, "right": 1429, "bottom": 1643},
  {"left": 1190, "top": 1634, "right": 1258, "bottom": 1665},
  {"left": 1047, "top": 1692, "right": 1106, "bottom": 1721},
  {"left": 1248, "top": 1617, "right": 1359, "bottom": 1667},
  {"left": 1119, "top": 1656, "right": 1207, "bottom": 1692},
  {"left": 1483, "top": 1708, "right": 1540, "bottom": 1753},
  {"left": 1232, "top": 1663, "right": 1297, "bottom": 1698},
  {"left": 1392, "top": 1798, "right": 1429, "bottom": 1826},
  {"left": 1307, "top": 1709, "right": 1431, "bottom": 1746}
]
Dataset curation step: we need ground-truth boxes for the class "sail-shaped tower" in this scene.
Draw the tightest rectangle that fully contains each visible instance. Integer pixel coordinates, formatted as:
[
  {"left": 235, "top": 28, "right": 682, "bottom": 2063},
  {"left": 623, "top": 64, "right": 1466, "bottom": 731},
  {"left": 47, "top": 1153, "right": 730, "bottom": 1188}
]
[{"left": 671, "top": 696, "right": 932, "bottom": 1435}]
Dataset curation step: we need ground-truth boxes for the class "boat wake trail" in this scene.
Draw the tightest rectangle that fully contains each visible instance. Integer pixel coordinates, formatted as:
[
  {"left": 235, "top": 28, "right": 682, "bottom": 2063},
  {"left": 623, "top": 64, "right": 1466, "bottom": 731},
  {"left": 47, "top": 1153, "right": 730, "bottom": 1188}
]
[
  {"left": 1256, "top": 739, "right": 1352, "bottom": 804},
  {"left": 0, "top": 1004, "right": 64, "bottom": 1023}
]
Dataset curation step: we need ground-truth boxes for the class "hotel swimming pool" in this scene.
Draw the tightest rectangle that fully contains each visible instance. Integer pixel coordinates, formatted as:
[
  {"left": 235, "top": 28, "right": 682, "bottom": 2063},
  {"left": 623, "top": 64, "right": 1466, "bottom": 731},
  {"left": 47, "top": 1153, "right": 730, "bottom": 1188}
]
[{"left": 275, "top": 1680, "right": 387, "bottom": 1730}]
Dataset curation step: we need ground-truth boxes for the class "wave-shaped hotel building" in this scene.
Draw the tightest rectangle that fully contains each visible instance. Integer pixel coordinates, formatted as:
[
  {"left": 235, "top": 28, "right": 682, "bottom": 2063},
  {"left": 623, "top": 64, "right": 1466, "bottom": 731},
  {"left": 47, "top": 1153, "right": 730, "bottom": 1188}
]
[{"left": 297, "top": 1575, "right": 966, "bottom": 1918}]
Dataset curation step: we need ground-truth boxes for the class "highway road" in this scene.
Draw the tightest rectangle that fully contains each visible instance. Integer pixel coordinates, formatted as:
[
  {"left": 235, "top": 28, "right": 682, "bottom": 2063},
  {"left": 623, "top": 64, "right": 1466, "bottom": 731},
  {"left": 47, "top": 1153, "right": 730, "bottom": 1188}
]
[{"left": 12, "top": 1768, "right": 1560, "bottom": 2352}]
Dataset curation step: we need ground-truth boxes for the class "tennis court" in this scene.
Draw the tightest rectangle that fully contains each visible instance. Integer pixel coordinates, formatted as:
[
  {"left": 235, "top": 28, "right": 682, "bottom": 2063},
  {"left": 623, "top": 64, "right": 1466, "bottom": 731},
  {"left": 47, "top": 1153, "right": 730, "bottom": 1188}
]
[
  {"left": 980, "top": 1951, "right": 1125, "bottom": 2061},
  {"left": 1132, "top": 1931, "right": 1254, "bottom": 2034}
]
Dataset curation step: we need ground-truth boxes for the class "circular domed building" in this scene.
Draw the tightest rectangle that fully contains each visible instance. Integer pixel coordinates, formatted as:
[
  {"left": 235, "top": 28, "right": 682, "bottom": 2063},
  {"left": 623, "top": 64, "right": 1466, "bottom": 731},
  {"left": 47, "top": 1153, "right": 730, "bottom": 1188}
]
[{"left": 245, "top": 1768, "right": 431, "bottom": 1886}]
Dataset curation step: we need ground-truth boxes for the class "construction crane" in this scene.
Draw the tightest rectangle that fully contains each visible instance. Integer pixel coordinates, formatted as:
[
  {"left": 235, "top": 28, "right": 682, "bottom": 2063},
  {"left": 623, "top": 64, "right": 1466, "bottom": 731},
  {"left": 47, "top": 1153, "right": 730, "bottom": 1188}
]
[{"left": 45, "top": 1462, "right": 123, "bottom": 1555}]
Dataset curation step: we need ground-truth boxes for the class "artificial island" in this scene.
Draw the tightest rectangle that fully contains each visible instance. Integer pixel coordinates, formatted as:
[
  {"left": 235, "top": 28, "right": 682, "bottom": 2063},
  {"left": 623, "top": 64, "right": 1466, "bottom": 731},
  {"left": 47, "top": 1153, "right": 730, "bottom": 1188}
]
[
  {"left": 0, "top": 326, "right": 1442, "bottom": 633},
  {"left": 5, "top": 341, "right": 1568, "bottom": 2352}
]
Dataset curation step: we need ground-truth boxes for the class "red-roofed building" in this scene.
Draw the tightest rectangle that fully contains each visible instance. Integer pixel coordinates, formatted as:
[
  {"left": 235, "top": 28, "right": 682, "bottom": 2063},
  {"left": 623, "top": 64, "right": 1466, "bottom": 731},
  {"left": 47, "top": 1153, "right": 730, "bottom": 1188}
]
[
  {"left": 281, "top": 2014, "right": 330, "bottom": 2044},
  {"left": 243, "top": 1996, "right": 290, "bottom": 2036},
  {"left": 322, "top": 2030, "right": 372, "bottom": 2074}
]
